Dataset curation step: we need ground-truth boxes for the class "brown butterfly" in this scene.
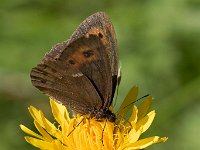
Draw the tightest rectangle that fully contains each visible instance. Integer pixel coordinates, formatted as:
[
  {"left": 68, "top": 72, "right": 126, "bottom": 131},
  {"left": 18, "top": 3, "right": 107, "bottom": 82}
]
[{"left": 30, "top": 12, "right": 119, "bottom": 122}]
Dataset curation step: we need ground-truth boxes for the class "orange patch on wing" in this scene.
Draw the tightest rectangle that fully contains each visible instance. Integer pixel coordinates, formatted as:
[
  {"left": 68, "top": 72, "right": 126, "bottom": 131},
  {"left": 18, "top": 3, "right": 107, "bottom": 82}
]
[
  {"left": 86, "top": 28, "right": 103, "bottom": 37},
  {"left": 70, "top": 45, "right": 97, "bottom": 68},
  {"left": 86, "top": 27, "right": 109, "bottom": 49}
]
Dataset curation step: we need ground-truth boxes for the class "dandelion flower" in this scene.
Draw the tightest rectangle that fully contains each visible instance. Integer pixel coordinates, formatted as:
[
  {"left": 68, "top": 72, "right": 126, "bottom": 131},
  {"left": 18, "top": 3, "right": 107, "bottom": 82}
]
[{"left": 20, "top": 86, "right": 167, "bottom": 149}]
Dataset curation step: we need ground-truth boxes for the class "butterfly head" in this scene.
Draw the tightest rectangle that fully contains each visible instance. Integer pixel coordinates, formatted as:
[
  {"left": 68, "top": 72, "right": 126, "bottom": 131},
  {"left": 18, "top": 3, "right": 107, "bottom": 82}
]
[{"left": 93, "top": 108, "right": 116, "bottom": 122}]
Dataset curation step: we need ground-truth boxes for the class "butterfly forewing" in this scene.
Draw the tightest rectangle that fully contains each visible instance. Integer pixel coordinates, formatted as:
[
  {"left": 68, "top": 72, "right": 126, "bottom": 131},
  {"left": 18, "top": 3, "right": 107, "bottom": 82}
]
[
  {"left": 68, "top": 12, "right": 119, "bottom": 108},
  {"left": 59, "top": 35, "right": 113, "bottom": 106}
]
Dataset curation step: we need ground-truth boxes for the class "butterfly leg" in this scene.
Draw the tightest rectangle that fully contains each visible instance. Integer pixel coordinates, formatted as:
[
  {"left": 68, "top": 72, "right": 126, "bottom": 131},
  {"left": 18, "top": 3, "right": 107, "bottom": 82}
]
[
  {"left": 101, "top": 118, "right": 107, "bottom": 146},
  {"left": 67, "top": 117, "right": 84, "bottom": 137}
]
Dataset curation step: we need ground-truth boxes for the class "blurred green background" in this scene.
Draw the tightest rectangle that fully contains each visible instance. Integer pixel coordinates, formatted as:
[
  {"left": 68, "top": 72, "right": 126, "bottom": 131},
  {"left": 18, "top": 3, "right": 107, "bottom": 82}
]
[{"left": 0, "top": 0, "right": 200, "bottom": 149}]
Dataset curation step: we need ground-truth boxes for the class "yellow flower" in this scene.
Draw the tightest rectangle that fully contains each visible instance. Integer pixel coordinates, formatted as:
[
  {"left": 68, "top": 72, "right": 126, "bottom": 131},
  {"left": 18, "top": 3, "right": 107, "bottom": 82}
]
[{"left": 20, "top": 86, "right": 167, "bottom": 150}]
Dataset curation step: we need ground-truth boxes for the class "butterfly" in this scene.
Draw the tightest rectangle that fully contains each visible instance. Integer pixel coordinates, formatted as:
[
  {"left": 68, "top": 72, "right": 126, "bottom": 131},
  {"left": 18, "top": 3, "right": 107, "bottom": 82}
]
[{"left": 30, "top": 12, "right": 120, "bottom": 122}]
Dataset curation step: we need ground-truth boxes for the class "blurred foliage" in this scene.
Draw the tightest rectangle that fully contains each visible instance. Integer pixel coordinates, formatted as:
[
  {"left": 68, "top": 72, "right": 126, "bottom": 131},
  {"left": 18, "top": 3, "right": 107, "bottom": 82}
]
[{"left": 0, "top": 0, "right": 200, "bottom": 149}]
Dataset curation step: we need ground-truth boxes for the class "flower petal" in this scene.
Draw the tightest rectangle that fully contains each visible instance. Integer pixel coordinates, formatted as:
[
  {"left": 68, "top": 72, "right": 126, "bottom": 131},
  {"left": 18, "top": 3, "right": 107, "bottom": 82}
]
[
  {"left": 39, "top": 110, "right": 64, "bottom": 141},
  {"left": 28, "top": 106, "right": 57, "bottom": 131},
  {"left": 136, "top": 110, "right": 155, "bottom": 133},
  {"left": 34, "top": 121, "right": 54, "bottom": 142},
  {"left": 125, "top": 136, "right": 167, "bottom": 149},
  {"left": 28, "top": 105, "right": 64, "bottom": 140},
  {"left": 50, "top": 98, "right": 70, "bottom": 125},
  {"left": 126, "top": 106, "right": 138, "bottom": 126},
  {"left": 28, "top": 106, "right": 43, "bottom": 124},
  {"left": 155, "top": 137, "right": 168, "bottom": 143},
  {"left": 123, "top": 126, "right": 143, "bottom": 146},
  {"left": 52, "top": 140, "right": 69, "bottom": 150},
  {"left": 25, "top": 136, "right": 69, "bottom": 150},
  {"left": 117, "top": 86, "right": 138, "bottom": 118},
  {"left": 20, "top": 124, "right": 43, "bottom": 140},
  {"left": 123, "top": 106, "right": 138, "bottom": 134},
  {"left": 25, "top": 136, "right": 53, "bottom": 149},
  {"left": 137, "top": 96, "right": 153, "bottom": 120}
]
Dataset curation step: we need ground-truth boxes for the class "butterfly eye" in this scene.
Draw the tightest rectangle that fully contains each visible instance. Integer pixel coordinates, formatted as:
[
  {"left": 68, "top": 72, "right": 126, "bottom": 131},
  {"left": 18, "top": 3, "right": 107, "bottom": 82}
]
[
  {"left": 82, "top": 50, "right": 94, "bottom": 58},
  {"left": 68, "top": 59, "right": 76, "bottom": 65}
]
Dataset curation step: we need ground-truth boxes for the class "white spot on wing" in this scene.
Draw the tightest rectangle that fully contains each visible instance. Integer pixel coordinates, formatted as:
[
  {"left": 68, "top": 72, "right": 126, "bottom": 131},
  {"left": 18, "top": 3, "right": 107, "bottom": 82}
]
[{"left": 72, "top": 72, "right": 83, "bottom": 77}]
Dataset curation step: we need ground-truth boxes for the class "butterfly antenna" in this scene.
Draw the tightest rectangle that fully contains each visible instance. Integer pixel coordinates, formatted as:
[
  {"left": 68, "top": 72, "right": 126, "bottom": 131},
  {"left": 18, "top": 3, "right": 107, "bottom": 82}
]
[
  {"left": 101, "top": 118, "right": 107, "bottom": 146},
  {"left": 117, "top": 94, "right": 150, "bottom": 114},
  {"left": 67, "top": 117, "right": 84, "bottom": 137}
]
